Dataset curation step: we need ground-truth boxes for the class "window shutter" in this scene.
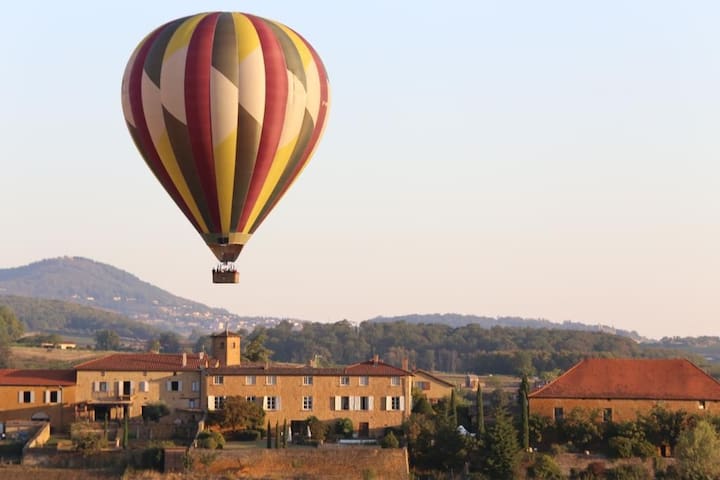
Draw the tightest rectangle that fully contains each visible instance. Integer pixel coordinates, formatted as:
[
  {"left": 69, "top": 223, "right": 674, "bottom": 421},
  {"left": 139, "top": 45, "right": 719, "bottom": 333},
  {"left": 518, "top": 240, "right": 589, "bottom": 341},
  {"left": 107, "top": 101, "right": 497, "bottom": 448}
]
[
  {"left": 93, "top": 381, "right": 99, "bottom": 392},
  {"left": 368, "top": 396, "right": 374, "bottom": 411},
  {"left": 400, "top": 396, "right": 405, "bottom": 411},
  {"left": 354, "top": 396, "right": 361, "bottom": 411},
  {"left": 334, "top": 396, "right": 341, "bottom": 411},
  {"left": 178, "top": 381, "right": 183, "bottom": 391},
  {"left": 263, "top": 396, "right": 268, "bottom": 410},
  {"left": 44, "top": 391, "right": 50, "bottom": 403},
  {"left": 385, "top": 396, "right": 391, "bottom": 411},
  {"left": 116, "top": 381, "right": 121, "bottom": 395},
  {"left": 166, "top": 381, "right": 172, "bottom": 391},
  {"left": 18, "top": 391, "right": 23, "bottom": 403},
  {"left": 30, "top": 391, "right": 35, "bottom": 403},
  {"left": 207, "top": 395, "right": 215, "bottom": 411},
  {"left": 277, "top": 396, "right": 281, "bottom": 411},
  {"left": 58, "top": 390, "right": 62, "bottom": 403},
  {"left": 130, "top": 381, "right": 135, "bottom": 394}
]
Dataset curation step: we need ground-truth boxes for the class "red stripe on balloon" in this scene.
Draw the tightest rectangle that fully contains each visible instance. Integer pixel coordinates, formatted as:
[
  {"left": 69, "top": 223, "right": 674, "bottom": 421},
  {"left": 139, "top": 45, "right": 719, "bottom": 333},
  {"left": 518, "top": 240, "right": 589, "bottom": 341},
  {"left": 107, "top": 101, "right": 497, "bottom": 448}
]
[
  {"left": 184, "top": 13, "right": 222, "bottom": 232},
  {"left": 237, "top": 15, "right": 288, "bottom": 232},
  {"left": 127, "top": 26, "right": 202, "bottom": 233}
]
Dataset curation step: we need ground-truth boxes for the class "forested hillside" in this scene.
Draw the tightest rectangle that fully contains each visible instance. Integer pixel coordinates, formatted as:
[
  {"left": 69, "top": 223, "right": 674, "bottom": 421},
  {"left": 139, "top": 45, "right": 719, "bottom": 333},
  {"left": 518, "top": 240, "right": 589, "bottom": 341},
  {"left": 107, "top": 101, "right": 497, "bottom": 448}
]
[
  {"left": 247, "top": 320, "right": 694, "bottom": 376},
  {"left": 0, "top": 295, "right": 160, "bottom": 340}
]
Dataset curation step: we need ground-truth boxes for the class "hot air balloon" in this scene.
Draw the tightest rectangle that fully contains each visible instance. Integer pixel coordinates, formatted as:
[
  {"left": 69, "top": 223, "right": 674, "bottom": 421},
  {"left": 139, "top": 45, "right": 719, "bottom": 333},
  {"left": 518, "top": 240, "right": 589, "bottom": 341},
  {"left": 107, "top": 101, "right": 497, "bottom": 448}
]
[{"left": 121, "top": 12, "right": 330, "bottom": 283}]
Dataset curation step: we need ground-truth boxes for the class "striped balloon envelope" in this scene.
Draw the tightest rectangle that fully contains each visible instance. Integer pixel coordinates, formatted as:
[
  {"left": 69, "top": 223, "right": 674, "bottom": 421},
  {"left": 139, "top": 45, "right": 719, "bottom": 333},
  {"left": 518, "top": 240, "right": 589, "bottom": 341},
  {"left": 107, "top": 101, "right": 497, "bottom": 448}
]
[{"left": 121, "top": 12, "right": 330, "bottom": 282}]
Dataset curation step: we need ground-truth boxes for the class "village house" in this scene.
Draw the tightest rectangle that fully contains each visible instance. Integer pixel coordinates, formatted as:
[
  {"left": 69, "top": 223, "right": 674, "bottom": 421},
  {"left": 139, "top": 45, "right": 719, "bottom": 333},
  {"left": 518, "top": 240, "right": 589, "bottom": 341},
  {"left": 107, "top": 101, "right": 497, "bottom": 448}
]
[
  {"left": 0, "top": 369, "right": 76, "bottom": 430},
  {"left": 529, "top": 358, "right": 720, "bottom": 423},
  {"left": 412, "top": 369, "right": 455, "bottom": 404}
]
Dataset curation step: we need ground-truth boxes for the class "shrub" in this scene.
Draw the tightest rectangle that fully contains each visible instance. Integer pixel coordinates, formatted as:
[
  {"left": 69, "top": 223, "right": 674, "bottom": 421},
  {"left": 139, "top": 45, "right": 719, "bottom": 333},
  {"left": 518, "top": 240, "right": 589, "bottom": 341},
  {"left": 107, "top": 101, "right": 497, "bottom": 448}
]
[
  {"left": 527, "top": 454, "right": 565, "bottom": 479},
  {"left": 608, "top": 436, "right": 634, "bottom": 458},
  {"left": 197, "top": 430, "right": 225, "bottom": 449},
  {"left": 142, "top": 402, "right": 170, "bottom": 423},
  {"left": 605, "top": 463, "right": 651, "bottom": 480},
  {"left": 232, "top": 429, "right": 262, "bottom": 441},
  {"left": 335, "top": 418, "right": 354, "bottom": 439},
  {"left": 380, "top": 431, "right": 399, "bottom": 449},
  {"left": 140, "top": 447, "right": 164, "bottom": 470}
]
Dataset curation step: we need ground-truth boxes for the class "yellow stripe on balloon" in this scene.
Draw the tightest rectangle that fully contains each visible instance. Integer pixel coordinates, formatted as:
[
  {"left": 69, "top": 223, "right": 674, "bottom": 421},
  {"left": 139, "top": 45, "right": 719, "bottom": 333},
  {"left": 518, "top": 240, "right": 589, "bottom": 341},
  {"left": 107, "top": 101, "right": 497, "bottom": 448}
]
[
  {"left": 155, "top": 132, "right": 210, "bottom": 233},
  {"left": 275, "top": 23, "right": 312, "bottom": 68},
  {"left": 213, "top": 130, "right": 237, "bottom": 233},
  {"left": 232, "top": 13, "right": 260, "bottom": 61},
  {"left": 165, "top": 14, "right": 208, "bottom": 58}
]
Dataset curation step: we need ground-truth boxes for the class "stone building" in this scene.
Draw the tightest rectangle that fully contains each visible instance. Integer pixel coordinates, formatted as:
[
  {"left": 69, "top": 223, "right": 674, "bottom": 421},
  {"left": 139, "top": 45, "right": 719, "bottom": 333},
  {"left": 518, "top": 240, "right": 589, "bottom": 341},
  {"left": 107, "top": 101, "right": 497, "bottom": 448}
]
[{"left": 529, "top": 358, "right": 720, "bottom": 423}]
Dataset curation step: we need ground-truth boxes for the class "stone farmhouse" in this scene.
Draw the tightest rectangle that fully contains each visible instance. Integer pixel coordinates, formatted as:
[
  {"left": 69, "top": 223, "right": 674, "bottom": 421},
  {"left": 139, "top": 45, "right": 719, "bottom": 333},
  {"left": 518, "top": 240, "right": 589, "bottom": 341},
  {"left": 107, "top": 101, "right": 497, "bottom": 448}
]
[
  {"left": 0, "top": 331, "right": 412, "bottom": 438},
  {"left": 529, "top": 357, "right": 720, "bottom": 423}
]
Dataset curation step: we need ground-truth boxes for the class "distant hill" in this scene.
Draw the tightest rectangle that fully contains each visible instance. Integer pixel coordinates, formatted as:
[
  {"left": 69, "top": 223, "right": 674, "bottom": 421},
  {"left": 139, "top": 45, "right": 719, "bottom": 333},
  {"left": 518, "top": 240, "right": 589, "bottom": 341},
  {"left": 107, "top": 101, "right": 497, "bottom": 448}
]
[
  {"left": 0, "top": 257, "right": 288, "bottom": 335},
  {"left": 369, "top": 313, "right": 646, "bottom": 342},
  {"left": 0, "top": 294, "right": 160, "bottom": 341}
]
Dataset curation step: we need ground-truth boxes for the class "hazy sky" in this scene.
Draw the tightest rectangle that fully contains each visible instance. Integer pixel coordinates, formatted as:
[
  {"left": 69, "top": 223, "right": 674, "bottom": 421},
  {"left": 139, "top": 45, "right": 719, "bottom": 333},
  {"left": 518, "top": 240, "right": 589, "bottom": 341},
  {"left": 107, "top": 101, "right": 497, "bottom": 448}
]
[{"left": 1, "top": 1, "right": 718, "bottom": 339}]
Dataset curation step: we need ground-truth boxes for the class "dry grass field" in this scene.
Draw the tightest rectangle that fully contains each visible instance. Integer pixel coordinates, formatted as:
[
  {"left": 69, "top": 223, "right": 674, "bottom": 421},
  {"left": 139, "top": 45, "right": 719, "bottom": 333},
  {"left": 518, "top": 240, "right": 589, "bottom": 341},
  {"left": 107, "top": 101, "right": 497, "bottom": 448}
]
[{"left": 10, "top": 345, "right": 108, "bottom": 369}]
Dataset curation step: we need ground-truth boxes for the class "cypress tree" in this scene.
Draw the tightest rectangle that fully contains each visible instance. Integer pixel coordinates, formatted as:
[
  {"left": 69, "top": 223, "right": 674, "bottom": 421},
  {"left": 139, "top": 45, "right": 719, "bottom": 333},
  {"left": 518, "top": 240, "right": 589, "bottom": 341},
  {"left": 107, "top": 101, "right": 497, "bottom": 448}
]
[
  {"left": 450, "top": 389, "right": 458, "bottom": 427},
  {"left": 275, "top": 421, "right": 280, "bottom": 448},
  {"left": 484, "top": 406, "right": 520, "bottom": 480},
  {"left": 267, "top": 421, "right": 272, "bottom": 449},
  {"left": 476, "top": 383, "right": 485, "bottom": 435},
  {"left": 282, "top": 419, "right": 288, "bottom": 448},
  {"left": 122, "top": 413, "right": 129, "bottom": 449}
]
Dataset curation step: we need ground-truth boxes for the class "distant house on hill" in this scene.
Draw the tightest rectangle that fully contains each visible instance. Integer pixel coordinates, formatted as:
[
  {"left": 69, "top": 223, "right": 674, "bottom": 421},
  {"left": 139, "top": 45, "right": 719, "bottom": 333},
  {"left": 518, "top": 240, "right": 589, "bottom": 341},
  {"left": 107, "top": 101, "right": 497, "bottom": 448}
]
[{"left": 529, "top": 358, "right": 720, "bottom": 423}]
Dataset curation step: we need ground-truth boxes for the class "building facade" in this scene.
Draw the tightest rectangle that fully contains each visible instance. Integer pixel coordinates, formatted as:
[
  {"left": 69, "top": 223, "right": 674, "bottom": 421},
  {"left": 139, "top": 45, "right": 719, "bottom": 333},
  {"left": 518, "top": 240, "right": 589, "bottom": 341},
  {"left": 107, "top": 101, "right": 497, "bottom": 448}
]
[
  {"left": 529, "top": 358, "right": 720, "bottom": 423},
  {"left": 412, "top": 369, "right": 455, "bottom": 404},
  {"left": 0, "top": 369, "right": 76, "bottom": 430}
]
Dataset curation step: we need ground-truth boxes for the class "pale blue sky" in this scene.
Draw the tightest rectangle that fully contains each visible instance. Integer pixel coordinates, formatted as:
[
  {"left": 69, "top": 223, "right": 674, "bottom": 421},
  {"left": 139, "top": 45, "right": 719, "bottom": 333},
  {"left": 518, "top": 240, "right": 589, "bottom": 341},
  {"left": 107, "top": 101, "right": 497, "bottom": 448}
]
[{"left": 1, "top": 1, "right": 718, "bottom": 338}]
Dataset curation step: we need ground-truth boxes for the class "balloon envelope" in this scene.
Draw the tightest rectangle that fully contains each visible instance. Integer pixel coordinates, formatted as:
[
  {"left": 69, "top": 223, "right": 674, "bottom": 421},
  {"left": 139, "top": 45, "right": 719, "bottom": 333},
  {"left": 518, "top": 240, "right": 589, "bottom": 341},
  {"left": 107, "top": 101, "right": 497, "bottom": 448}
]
[{"left": 121, "top": 12, "right": 330, "bottom": 263}]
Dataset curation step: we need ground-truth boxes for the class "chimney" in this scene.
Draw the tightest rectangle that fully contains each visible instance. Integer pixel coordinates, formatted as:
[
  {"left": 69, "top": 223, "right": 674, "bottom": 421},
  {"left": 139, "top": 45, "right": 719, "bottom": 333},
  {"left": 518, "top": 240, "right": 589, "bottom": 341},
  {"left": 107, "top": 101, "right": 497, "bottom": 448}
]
[
  {"left": 402, "top": 357, "right": 409, "bottom": 371},
  {"left": 373, "top": 354, "right": 379, "bottom": 365},
  {"left": 182, "top": 352, "right": 187, "bottom": 367}
]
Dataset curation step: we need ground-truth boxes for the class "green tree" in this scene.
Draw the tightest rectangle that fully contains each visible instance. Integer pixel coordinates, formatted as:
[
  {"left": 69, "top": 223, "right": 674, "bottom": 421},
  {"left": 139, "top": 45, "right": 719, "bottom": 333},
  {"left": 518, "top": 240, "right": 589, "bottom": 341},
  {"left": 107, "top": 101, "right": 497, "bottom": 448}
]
[
  {"left": 675, "top": 420, "right": 720, "bottom": 480},
  {"left": 527, "top": 454, "right": 565, "bottom": 479},
  {"left": 0, "top": 305, "right": 24, "bottom": 341},
  {"left": 146, "top": 338, "right": 161, "bottom": 353},
  {"left": 412, "top": 392, "right": 434, "bottom": 415},
  {"left": 244, "top": 329, "right": 272, "bottom": 362},
  {"left": 95, "top": 329, "right": 120, "bottom": 350},
  {"left": 483, "top": 406, "right": 520, "bottom": 480},
  {"left": 449, "top": 389, "right": 458, "bottom": 427},
  {"left": 218, "top": 396, "right": 264, "bottom": 432},
  {"left": 158, "top": 332, "right": 182, "bottom": 353},
  {"left": 519, "top": 374, "right": 530, "bottom": 450}
]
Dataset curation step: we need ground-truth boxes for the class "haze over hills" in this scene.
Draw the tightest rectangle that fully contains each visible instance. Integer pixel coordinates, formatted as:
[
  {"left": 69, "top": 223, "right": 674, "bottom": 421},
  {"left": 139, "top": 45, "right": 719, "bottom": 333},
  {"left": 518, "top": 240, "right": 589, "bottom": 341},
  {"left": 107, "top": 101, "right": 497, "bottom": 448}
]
[{"left": 0, "top": 257, "right": 649, "bottom": 342}]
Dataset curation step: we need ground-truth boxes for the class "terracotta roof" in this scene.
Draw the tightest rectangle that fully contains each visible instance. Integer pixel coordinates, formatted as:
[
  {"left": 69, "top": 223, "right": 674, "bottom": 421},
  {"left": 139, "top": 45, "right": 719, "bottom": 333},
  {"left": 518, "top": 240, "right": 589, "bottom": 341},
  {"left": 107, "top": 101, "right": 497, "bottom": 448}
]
[
  {"left": 344, "top": 359, "right": 412, "bottom": 376},
  {"left": 529, "top": 358, "right": 720, "bottom": 400},
  {"left": 413, "top": 369, "right": 456, "bottom": 388},
  {"left": 0, "top": 369, "right": 76, "bottom": 386},
  {"left": 75, "top": 353, "right": 208, "bottom": 371}
]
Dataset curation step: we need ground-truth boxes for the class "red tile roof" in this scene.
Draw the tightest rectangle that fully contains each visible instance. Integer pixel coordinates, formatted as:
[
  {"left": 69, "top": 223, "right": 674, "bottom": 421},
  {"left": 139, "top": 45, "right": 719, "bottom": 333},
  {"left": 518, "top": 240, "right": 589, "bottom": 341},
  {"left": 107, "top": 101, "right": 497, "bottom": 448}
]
[
  {"left": 0, "top": 369, "right": 76, "bottom": 386},
  {"left": 529, "top": 358, "right": 720, "bottom": 400},
  {"left": 344, "top": 359, "right": 412, "bottom": 376},
  {"left": 75, "top": 353, "right": 208, "bottom": 371},
  {"left": 211, "top": 359, "right": 412, "bottom": 377}
]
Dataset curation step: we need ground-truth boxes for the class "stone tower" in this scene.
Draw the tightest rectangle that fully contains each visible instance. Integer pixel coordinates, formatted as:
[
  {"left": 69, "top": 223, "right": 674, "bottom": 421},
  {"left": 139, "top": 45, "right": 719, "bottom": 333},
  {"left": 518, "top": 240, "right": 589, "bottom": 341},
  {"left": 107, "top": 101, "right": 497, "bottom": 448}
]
[{"left": 211, "top": 330, "right": 241, "bottom": 366}]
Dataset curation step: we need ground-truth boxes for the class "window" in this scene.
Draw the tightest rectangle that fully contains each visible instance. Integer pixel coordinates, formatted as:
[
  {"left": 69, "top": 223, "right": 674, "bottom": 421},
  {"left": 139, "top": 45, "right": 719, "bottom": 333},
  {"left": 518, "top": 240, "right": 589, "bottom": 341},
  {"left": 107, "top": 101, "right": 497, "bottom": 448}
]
[
  {"left": 360, "top": 396, "right": 372, "bottom": 411},
  {"left": 303, "top": 396, "right": 313, "bottom": 411},
  {"left": 191, "top": 381, "right": 199, "bottom": 392},
  {"left": 47, "top": 390, "right": 60, "bottom": 404},
  {"left": 603, "top": 408, "right": 613, "bottom": 422},
  {"left": 246, "top": 375, "right": 256, "bottom": 385},
  {"left": 214, "top": 396, "right": 226, "bottom": 410},
  {"left": 139, "top": 381, "right": 150, "bottom": 393},
  {"left": 390, "top": 396, "right": 401, "bottom": 410},
  {"left": 18, "top": 391, "right": 34, "bottom": 404},
  {"left": 359, "top": 376, "right": 369, "bottom": 386},
  {"left": 303, "top": 376, "right": 313, "bottom": 386},
  {"left": 96, "top": 381, "right": 108, "bottom": 392},
  {"left": 188, "top": 399, "right": 198, "bottom": 409},
  {"left": 167, "top": 380, "right": 182, "bottom": 392},
  {"left": 266, "top": 375, "right": 277, "bottom": 386},
  {"left": 341, "top": 396, "right": 350, "bottom": 410},
  {"left": 699, "top": 400, "right": 707, "bottom": 410},
  {"left": 414, "top": 381, "right": 430, "bottom": 391},
  {"left": 213, "top": 376, "right": 224, "bottom": 385},
  {"left": 264, "top": 396, "right": 279, "bottom": 411},
  {"left": 391, "top": 376, "right": 401, "bottom": 386},
  {"left": 340, "top": 376, "right": 350, "bottom": 386},
  {"left": 246, "top": 396, "right": 257, "bottom": 404},
  {"left": 554, "top": 407, "right": 564, "bottom": 421}
]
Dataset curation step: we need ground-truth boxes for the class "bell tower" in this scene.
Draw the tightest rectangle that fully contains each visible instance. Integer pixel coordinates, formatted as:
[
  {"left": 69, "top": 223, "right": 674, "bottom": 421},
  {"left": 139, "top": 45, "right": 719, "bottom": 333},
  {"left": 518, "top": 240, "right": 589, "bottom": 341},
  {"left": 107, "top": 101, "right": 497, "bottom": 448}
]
[{"left": 211, "top": 330, "right": 241, "bottom": 366}]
